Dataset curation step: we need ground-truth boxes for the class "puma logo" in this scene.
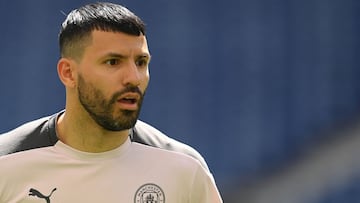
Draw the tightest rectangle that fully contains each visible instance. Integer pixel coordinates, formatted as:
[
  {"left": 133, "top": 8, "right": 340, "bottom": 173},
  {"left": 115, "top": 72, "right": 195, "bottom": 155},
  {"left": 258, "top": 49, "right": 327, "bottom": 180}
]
[{"left": 29, "top": 188, "right": 57, "bottom": 203}]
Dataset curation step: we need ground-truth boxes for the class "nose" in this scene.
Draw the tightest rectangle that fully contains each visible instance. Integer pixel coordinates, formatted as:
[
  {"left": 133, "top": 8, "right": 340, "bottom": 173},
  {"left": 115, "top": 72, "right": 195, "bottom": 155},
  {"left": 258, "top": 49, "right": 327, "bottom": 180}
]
[{"left": 122, "top": 61, "right": 141, "bottom": 87}]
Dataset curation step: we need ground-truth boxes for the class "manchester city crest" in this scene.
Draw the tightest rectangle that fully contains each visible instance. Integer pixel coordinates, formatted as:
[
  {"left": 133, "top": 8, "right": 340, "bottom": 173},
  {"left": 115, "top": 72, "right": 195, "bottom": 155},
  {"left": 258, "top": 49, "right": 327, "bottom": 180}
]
[{"left": 134, "top": 183, "right": 165, "bottom": 203}]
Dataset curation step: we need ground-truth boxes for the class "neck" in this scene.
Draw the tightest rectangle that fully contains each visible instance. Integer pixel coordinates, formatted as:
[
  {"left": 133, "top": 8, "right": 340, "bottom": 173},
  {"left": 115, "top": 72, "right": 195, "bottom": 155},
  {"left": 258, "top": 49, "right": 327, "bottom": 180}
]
[{"left": 56, "top": 112, "right": 130, "bottom": 153}]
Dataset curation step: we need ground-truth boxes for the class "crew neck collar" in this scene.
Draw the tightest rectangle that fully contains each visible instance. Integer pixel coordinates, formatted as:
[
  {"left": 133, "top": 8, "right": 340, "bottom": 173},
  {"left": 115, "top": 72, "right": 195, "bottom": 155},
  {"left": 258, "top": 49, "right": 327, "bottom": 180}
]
[{"left": 54, "top": 136, "right": 131, "bottom": 161}]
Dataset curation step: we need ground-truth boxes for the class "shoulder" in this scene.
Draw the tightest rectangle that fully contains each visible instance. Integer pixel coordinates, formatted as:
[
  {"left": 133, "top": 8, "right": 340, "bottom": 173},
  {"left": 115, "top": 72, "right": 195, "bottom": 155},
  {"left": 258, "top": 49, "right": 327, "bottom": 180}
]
[
  {"left": 129, "top": 141, "right": 204, "bottom": 177},
  {"left": 131, "top": 141, "right": 199, "bottom": 165},
  {"left": 0, "top": 114, "right": 58, "bottom": 156},
  {"left": 133, "top": 120, "right": 210, "bottom": 171},
  {"left": 0, "top": 145, "right": 55, "bottom": 175},
  {"left": 129, "top": 142, "right": 222, "bottom": 202}
]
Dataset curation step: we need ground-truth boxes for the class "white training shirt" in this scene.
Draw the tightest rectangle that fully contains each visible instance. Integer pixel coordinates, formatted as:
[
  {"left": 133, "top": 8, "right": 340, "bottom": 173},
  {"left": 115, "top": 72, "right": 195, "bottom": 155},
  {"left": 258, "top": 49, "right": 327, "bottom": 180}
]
[{"left": 0, "top": 137, "right": 222, "bottom": 202}]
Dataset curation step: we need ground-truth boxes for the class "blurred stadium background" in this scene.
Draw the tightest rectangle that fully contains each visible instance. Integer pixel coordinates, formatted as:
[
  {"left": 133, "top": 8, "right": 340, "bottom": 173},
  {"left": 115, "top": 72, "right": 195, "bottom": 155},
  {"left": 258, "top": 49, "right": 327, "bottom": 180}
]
[{"left": 0, "top": 0, "right": 359, "bottom": 202}]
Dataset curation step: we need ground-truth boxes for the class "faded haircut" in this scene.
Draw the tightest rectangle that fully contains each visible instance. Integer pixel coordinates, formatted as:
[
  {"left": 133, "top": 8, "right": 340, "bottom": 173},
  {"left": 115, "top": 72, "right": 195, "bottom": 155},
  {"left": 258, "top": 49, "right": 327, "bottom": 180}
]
[{"left": 59, "top": 2, "right": 146, "bottom": 61}]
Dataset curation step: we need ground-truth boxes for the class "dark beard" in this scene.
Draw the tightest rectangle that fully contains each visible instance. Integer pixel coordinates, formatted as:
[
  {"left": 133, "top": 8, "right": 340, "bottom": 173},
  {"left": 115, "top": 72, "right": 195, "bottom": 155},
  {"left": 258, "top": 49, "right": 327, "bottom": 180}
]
[{"left": 77, "top": 74, "right": 145, "bottom": 131}]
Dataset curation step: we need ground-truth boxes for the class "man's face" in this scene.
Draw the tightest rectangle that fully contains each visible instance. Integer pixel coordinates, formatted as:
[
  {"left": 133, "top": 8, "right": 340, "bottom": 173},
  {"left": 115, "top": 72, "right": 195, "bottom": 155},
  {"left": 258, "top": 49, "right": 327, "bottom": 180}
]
[{"left": 76, "top": 30, "right": 150, "bottom": 131}]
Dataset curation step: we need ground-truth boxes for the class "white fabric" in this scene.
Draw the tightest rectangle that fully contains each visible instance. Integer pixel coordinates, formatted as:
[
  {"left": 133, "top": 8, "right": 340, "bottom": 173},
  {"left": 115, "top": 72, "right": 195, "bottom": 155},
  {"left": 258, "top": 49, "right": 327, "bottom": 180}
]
[{"left": 0, "top": 137, "right": 222, "bottom": 202}]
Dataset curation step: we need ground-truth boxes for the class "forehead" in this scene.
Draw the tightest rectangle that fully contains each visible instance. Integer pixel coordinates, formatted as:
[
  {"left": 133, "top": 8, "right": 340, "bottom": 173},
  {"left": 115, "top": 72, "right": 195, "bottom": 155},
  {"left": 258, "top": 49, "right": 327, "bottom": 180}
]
[{"left": 85, "top": 30, "right": 149, "bottom": 55}]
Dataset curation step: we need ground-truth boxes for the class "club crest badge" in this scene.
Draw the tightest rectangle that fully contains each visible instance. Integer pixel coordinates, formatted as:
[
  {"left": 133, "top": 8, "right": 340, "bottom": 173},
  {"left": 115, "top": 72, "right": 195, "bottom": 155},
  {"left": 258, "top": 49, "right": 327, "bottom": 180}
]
[{"left": 134, "top": 183, "right": 165, "bottom": 203}]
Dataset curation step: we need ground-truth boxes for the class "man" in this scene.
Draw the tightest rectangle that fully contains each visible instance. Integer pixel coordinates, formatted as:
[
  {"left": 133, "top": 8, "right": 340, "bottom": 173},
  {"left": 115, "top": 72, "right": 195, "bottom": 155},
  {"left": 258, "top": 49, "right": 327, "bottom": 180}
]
[{"left": 0, "top": 2, "right": 222, "bottom": 202}]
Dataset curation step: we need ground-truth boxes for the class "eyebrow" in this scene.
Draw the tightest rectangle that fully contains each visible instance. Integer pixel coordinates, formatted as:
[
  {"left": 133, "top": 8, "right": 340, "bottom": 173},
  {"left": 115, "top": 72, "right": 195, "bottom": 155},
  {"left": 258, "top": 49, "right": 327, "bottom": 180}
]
[
  {"left": 105, "top": 52, "right": 151, "bottom": 59},
  {"left": 105, "top": 53, "right": 127, "bottom": 59}
]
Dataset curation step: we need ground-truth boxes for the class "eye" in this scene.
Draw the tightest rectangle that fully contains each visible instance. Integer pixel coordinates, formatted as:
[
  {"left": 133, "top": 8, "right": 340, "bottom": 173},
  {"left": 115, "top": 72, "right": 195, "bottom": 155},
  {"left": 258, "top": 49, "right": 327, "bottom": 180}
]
[
  {"left": 135, "top": 57, "right": 149, "bottom": 67},
  {"left": 105, "top": 58, "right": 119, "bottom": 66},
  {"left": 135, "top": 59, "right": 146, "bottom": 67}
]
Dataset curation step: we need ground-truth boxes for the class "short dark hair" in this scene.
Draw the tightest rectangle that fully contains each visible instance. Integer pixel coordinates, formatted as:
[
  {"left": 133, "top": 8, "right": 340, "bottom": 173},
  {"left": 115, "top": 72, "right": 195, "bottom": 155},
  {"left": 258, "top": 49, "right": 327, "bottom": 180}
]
[{"left": 59, "top": 2, "right": 146, "bottom": 60}]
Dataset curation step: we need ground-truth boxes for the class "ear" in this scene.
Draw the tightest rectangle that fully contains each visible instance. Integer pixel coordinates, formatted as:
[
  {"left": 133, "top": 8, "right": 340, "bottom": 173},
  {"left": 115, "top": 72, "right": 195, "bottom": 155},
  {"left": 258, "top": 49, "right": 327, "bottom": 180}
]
[{"left": 57, "top": 58, "right": 76, "bottom": 88}]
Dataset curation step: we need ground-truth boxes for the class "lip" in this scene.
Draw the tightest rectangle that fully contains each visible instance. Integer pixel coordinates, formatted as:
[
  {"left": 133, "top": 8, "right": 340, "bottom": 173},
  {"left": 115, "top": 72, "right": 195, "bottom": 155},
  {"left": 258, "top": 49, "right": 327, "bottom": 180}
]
[{"left": 116, "top": 92, "right": 140, "bottom": 110}]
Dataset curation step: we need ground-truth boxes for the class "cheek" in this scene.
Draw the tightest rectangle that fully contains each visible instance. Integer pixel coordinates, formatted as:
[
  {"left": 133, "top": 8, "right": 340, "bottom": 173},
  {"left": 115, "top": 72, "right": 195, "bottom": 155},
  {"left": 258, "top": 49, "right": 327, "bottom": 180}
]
[{"left": 140, "top": 71, "right": 150, "bottom": 91}]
